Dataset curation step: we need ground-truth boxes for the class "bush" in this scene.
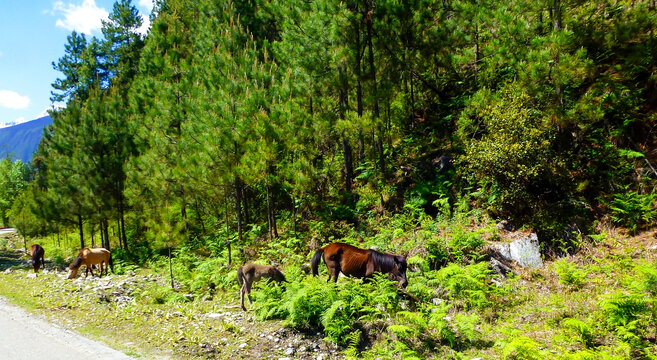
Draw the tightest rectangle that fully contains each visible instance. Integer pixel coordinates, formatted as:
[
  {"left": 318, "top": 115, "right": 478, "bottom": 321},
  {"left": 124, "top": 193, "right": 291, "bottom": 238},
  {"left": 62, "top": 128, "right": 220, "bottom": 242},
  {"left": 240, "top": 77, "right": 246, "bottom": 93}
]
[
  {"left": 554, "top": 259, "right": 587, "bottom": 289},
  {"left": 437, "top": 262, "right": 496, "bottom": 310},
  {"left": 608, "top": 190, "right": 657, "bottom": 234}
]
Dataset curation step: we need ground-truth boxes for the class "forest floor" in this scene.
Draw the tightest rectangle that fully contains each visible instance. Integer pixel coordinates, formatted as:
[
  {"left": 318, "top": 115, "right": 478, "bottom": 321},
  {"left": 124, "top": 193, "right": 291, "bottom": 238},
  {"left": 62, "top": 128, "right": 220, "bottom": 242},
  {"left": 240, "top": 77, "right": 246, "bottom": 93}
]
[{"left": 0, "top": 233, "right": 341, "bottom": 360}]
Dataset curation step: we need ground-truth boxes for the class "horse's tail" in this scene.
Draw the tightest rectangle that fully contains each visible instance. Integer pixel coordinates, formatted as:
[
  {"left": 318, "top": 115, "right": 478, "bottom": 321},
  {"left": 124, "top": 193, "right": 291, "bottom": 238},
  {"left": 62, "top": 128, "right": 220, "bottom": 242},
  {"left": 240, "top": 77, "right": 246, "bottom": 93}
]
[
  {"left": 108, "top": 252, "right": 114, "bottom": 273},
  {"left": 237, "top": 266, "right": 244, "bottom": 287},
  {"left": 311, "top": 248, "right": 325, "bottom": 277}
]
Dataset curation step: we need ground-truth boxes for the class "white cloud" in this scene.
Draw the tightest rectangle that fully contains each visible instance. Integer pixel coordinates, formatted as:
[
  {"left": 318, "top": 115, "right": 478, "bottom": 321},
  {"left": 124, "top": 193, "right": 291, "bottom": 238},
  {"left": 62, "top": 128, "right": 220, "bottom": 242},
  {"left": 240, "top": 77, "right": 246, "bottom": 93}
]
[
  {"left": 52, "top": 0, "right": 109, "bottom": 35},
  {"left": 138, "top": 0, "right": 154, "bottom": 13},
  {"left": 0, "top": 90, "right": 30, "bottom": 109},
  {"left": 136, "top": 14, "right": 151, "bottom": 35}
]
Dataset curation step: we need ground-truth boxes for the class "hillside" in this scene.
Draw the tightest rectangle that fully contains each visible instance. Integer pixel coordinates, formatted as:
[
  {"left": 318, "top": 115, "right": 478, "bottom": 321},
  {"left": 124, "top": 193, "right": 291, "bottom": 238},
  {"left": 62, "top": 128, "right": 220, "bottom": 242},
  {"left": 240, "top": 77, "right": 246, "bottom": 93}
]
[{"left": 0, "top": 116, "right": 51, "bottom": 163}]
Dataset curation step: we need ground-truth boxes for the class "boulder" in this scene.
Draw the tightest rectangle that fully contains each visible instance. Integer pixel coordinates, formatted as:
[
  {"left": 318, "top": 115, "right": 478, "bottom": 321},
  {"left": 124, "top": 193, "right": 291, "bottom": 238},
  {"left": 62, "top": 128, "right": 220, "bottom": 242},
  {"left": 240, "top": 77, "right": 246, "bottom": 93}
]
[{"left": 489, "top": 233, "right": 543, "bottom": 269}]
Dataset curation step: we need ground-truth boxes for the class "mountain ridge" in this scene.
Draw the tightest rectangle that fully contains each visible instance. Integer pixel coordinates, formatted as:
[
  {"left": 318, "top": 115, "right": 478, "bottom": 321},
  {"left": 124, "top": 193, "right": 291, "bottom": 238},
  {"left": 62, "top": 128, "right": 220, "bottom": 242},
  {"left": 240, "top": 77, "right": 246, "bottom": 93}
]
[{"left": 0, "top": 116, "right": 52, "bottom": 163}]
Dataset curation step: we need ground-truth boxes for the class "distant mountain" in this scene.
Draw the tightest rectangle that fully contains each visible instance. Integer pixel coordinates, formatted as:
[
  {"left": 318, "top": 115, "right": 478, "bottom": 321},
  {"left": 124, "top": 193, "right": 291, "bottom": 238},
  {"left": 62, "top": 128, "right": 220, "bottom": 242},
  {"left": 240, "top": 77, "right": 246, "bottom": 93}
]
[{"left": 0, "top": 116, "right": 53, "bottom": 163}]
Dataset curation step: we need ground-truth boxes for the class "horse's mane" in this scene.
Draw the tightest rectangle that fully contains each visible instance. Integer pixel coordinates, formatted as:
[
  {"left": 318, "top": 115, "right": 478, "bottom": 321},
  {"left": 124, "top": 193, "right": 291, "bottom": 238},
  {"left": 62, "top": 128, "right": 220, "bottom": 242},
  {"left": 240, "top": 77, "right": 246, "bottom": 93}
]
[
  {"left": 368, "top": 250, "right": 399, "bottom": 272},
  {"left": 70, "top": 254, "right": 83, "bottom": 270}
]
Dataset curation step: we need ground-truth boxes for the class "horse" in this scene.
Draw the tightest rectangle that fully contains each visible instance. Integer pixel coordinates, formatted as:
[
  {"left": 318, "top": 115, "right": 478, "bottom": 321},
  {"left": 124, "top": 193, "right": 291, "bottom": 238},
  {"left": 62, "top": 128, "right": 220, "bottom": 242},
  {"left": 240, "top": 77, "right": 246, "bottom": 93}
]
[
  {"left": 311, "top": 242, "right": 408, "bottom": 288},
  {"left": 237, "top": 263, "right": 287, "bottom": 311},
  {"left": 30, "top": 244, "right": 45, "bottom": 273},
  {"left": 67, "top": 248, "right": 113, "bottom": 279}
]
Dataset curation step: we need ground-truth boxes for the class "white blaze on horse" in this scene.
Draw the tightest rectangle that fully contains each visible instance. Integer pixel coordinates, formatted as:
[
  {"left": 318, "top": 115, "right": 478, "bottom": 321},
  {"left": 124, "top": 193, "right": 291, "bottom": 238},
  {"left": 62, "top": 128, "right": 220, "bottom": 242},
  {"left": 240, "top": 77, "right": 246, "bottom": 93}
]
[{"left": 67, "top": 248, "right": 114, "bottom": 279}]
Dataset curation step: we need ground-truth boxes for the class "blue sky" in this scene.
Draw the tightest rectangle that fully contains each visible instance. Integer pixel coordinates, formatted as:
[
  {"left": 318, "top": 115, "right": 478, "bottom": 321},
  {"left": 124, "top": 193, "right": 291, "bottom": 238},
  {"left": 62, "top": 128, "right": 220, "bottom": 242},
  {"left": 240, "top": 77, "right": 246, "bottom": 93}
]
[{"left": 0, "top": 0, "right": 153, "bottom": 127}]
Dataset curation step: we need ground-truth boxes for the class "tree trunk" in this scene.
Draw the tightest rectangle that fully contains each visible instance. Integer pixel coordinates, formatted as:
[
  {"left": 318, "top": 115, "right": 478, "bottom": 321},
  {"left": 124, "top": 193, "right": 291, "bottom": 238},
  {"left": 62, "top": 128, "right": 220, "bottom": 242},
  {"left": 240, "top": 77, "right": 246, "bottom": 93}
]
[
  {"left": 120, "top": 198, "right": 128, "bottom": 251},
  {"left": 103, "top": 218, "right": 110, "bottom": 251},
  {"left": 266, "top": 184, "right": 273, "bottom": 240},
  {"left": 242, "top": 185, "right": 250, "bottom": 226},
  {"left": 366, "top": 6, "right": 385, "bottom": 173},
  {"left": 292, "top": 195, "right": 298, "bottom": 237},
  {"left": 225, "top": 191, "right": 232, "bottom": 267},
  {"left": 78, "top": 213, "right": 84, "bottom": 249},
  {"left": 342, "top": 136, "right": 354, "bottom": 192},
  {"left": 234, "top": 177, "right": 243, "bottom": 243},
  {"left": 169, "top": 246, "right": 174, "bottom": 289}
]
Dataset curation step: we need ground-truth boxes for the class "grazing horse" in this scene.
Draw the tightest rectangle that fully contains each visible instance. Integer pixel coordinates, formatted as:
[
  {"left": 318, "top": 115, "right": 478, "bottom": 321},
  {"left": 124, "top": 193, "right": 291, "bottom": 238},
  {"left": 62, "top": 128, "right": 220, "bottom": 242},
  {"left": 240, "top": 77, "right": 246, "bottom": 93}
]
[
  {"left": 311, "top": 242, "right": 408, "bottom": 288},
  {"left": 237, "top": 263, "right": 287, "bottom": 311},
  {"left": 30, "top": 244, "right": 45, "bottom": 273},
  {"left": 67, "top": 248, "right": 113, "bottom": 279}
]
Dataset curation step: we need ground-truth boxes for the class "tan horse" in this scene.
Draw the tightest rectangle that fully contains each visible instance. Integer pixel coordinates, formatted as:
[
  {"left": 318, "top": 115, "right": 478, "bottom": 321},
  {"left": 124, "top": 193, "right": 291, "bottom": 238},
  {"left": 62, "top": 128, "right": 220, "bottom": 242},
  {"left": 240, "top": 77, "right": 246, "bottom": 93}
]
[
  {"left": 237, "top": 263, "right": 287, "bottom": 311},
  {"left": 67, "top": 248, "right": 113, "bottom": 279}
]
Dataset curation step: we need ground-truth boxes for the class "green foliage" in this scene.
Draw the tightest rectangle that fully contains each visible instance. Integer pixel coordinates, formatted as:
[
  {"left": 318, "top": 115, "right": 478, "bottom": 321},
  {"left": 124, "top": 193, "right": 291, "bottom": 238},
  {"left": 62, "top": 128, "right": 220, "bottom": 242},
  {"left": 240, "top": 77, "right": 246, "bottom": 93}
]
[
  {"left": 562, "top": 318, "right": 594, "bottom": 348},
  {"left": 135, "top": 282, "right": 190, "bottom": 305},
  {"left": 607, "top": 190, "right": 657, "bottom": 234},
  {"left": 554, "top": 259, "right": 587, "bottom": 289},
  {"left": 437, "top": 262, "right": 499, "bottom": 310},
  {"left": 500, "top": 335, "right": 548, "bottom": 360}
]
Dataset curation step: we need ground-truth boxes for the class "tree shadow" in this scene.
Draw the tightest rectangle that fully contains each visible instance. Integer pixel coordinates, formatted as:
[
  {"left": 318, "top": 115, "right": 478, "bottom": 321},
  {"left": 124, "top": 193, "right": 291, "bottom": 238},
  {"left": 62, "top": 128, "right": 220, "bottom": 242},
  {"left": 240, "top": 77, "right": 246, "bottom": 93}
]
[{"left": 0, "top": 249, "right": 28, "bottom": 271}]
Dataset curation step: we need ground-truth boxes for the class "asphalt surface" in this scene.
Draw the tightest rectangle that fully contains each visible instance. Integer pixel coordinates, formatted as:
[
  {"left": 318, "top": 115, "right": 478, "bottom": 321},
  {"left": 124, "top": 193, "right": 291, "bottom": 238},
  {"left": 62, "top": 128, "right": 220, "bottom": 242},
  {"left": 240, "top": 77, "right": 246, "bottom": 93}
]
[
  {"left": 0, "top": 228, "right": 17, "bottom": 235},
  {"left": 0, "top": 296, "right": 134, "bottom": 359}
]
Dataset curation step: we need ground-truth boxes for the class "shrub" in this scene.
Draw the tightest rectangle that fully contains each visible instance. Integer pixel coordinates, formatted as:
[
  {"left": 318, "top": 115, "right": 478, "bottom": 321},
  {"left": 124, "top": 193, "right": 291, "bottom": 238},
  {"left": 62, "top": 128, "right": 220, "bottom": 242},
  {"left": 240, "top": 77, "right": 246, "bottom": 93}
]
[
  {"left": 554, "top": 259, "right": 587, "bottom": 289},
  {"left": 562, "top": 318, "right": 594, "bottom": 347},
  {"left": 608, "top": 190, "right": 657, "bottom": 234},
  {"left": 437, "top": 262, "right": 495, "bottom": 310},
  {"left": 500, "top": 335, "right": 548, "bottom": 360}
]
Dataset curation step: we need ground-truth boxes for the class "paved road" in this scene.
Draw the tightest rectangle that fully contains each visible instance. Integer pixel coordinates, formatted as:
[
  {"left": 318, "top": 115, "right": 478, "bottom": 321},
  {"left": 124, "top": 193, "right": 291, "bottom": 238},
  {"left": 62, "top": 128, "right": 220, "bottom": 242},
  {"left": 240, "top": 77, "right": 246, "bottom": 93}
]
[
  {"left": 0, "top": 296, "right": 133, "bottom": 359},
  {"left": 0, "top": 228, "right": 17, "bottom": 235}
]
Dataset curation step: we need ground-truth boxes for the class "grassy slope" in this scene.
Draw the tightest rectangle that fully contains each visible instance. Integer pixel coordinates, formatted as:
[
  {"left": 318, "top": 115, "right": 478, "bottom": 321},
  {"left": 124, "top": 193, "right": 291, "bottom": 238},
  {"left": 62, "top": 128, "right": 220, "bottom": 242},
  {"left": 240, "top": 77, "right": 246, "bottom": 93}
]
[{"left": 1, "top": 226, "right": 656, "bottom": 359}]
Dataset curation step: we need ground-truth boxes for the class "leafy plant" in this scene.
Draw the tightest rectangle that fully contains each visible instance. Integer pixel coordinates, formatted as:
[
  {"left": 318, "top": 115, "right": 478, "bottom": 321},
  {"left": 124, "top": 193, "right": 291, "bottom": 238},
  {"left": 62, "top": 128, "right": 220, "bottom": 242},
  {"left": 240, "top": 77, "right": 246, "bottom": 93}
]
[
  {"left": 608, "top": 190, "right": 657, "bottom": 234},
  {"left": 554, "top": 259, "right": 587, "bottom": 289}
]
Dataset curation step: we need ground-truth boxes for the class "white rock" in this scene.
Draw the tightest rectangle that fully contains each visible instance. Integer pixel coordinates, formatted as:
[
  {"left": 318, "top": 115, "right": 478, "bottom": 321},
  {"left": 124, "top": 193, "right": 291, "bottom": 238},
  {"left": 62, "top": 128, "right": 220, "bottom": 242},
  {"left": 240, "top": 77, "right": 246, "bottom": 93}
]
[{"left": 239, "top": 343, "right": 248, "bottom": 349}]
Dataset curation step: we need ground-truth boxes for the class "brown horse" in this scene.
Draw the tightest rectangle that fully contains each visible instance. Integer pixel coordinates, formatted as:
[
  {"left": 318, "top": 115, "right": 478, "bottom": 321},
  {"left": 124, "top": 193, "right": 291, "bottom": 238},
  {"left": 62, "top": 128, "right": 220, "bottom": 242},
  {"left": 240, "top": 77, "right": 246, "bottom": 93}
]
[
  {"left": 237, "top": 263, "right": 287, "bottom": 311},
  {"left": 67, "top": 248, "right": 113, "bottom": 279},
  {"left": 30, "top": 244, "right": 45, "bottom": 273},
  {"left": 311, "top": 242, "right": 408, "bottom": 287}
]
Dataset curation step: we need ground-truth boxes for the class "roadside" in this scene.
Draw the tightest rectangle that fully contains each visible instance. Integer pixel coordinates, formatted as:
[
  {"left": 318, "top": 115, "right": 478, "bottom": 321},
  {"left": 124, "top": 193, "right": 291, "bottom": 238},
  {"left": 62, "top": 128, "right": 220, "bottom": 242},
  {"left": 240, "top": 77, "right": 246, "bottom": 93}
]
[
  {"left": 0, "top": 233, "right": 341, "bottom": 359},
  {"left": 0, "top": 295, "right": 133, "bottom": 360}
]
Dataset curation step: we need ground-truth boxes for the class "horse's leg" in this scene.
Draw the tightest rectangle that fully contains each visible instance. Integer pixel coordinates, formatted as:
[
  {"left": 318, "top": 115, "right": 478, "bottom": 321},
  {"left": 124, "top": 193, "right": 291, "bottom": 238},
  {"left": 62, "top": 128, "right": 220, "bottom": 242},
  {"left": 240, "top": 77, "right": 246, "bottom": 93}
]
[
  {"left": 245, "top": 279, "right": 254, "bottom": 305},
  {"left": 240, "top": 283, "right": 247, "bottom": 311}
]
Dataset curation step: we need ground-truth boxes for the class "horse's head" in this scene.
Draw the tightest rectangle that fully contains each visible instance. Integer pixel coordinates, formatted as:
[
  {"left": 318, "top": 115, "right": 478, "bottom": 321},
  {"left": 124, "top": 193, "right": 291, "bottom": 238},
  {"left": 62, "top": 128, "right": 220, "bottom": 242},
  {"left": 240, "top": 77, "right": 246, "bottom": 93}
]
[
  {"left": 269, "top": 267, "right": 288, "bottom": 283},
  {"left": 390, "top": 255, "right": 408, "bottom": 288},
  {"left": 67, "top": 255, "right": 83, "bottom": 279}
]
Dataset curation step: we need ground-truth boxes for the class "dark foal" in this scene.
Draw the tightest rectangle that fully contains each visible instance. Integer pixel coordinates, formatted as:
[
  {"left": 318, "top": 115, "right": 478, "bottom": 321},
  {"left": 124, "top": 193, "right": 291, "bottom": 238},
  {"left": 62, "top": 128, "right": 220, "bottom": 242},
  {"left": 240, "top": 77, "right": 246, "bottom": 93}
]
[
  {"left": 237, "top": 263, "right": 287, "bottom": 311},
  {"left": 30, "top": 244, "right": 45, "bottom": 273}
]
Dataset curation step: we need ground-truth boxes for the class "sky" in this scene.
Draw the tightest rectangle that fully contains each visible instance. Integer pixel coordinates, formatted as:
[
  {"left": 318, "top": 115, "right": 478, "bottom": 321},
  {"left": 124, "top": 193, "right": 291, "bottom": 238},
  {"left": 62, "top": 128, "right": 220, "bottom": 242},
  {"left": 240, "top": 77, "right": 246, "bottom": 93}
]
[{"left": 0, "top": 0, "right": 154, "bottom": 127}]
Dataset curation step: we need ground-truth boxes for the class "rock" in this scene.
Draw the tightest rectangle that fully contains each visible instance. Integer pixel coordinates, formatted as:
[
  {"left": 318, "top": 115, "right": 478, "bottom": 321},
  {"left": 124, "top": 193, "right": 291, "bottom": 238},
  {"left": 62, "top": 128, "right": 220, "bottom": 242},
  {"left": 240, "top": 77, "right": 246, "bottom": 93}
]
[
  {"left": 490, "top": 258, "right": 516, "bottom": 277},
  {"left": 26, "top": 273, "right": 37, "bottom": 279},
  {"left": 649, "top": 244, "right": 657, "bottom": 250},
  {"left": 3, "top": 268, "right": 13, "bottom": 274},
  {"left": 278, "top": 358, "right": 292, "bottom": 360},
  {"left": 431, "top": 298, "right": 443, "bottom": 306},
  {"left": 183, "top": 293, "right": 194, "bottom": 301},
  {"left": 488, "top": 233, "right": 543, "bottom": 269},
  {"left": 285, "top": 347, "right": 295, "bottom": 356},
  {"left": 316, "top": 355, "right": 324, "bottom": 360},
  {"left": 239, "top": 343, "right": 248, "bottom": 349}
]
